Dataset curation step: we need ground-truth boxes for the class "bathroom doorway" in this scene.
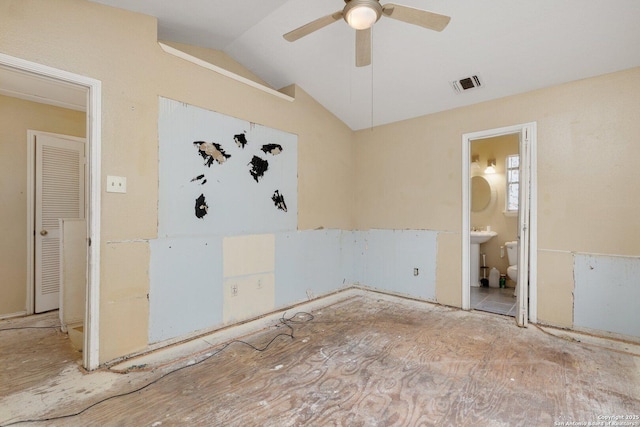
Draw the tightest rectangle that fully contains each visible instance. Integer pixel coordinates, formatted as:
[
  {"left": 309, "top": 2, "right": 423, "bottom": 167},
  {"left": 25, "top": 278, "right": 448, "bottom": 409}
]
[
  {"left": 469, "top": 134, "right": 519, "bottom": 317},
  {"left": 462, "top": 123, "right": 537, "bottom": 327}
]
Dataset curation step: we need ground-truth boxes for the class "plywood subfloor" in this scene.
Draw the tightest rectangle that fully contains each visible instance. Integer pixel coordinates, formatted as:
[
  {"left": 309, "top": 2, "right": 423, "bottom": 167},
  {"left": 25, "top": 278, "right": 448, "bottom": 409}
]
[
  {"left": 1, "top": 294, "right": 639, "bottom": 426},
  {"left": 0, "top": 312, "right": 80, "bottom": 397}
]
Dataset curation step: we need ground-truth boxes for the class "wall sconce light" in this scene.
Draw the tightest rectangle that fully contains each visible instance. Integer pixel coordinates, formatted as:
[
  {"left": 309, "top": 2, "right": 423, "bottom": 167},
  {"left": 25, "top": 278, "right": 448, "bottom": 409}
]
[
  {"left": 471, "top": 155, "right": 481, "bottom": 173},
  {"left": 485, "top": 159, "right": 496, "bottom": 174}
]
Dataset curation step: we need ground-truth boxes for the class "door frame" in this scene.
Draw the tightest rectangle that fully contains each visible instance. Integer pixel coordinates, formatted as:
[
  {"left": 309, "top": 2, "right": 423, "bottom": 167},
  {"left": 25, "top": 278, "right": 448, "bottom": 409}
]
[
  {"left": 461, "top": 122, "right": 538, "bottom": 324},
  {"left": 1, "top": 52, "right": 102, "bottom": 370}
]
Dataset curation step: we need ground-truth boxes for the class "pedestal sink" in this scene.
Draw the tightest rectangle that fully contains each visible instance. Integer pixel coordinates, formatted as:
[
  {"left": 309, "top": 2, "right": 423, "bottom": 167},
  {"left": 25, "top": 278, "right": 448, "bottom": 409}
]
[{"left": 470, "top": 231, "right": 497, "bottom": 287}]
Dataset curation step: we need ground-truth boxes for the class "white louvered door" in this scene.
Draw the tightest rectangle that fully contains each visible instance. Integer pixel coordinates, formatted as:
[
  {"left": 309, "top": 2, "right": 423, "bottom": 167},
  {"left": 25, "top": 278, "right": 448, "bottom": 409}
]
[{"left": 35, "top": 134, "right": 85, "bottom": 313}]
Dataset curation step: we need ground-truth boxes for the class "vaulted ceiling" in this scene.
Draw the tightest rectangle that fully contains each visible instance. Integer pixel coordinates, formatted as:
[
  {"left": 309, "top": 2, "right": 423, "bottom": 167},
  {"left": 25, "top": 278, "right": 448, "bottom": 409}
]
[{"left": 91, "top": 0, "right": 640, "bottom": 130}]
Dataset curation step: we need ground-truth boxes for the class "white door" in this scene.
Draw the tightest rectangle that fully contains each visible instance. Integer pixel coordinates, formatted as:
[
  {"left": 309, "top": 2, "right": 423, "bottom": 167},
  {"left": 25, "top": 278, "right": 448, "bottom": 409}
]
[
  {"left": 59, "top": 218, "right": 87, "bottom": 330},
  {"left": 515, "top": 128, "right": 531, "bottom": 327},
  {"left": 34, "top": 133, "right": 85, "bottom": 313}
]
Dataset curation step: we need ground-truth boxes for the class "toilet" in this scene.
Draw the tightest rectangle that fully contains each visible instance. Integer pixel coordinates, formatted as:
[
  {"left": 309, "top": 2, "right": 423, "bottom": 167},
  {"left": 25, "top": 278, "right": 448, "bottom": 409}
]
[{"left": 505, "top": 241, "right": 518, "bottom": 285}]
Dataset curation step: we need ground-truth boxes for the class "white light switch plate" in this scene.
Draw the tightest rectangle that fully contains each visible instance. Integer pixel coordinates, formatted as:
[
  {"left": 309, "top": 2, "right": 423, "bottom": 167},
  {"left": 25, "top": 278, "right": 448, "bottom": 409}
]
[{"left": 106, "top": 175, "right": 127, "bottom": 193}]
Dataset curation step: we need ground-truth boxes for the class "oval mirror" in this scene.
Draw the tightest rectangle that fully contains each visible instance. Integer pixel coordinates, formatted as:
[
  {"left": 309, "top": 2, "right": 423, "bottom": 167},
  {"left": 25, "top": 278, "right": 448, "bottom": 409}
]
[{"left": 471, "top": 175, "right": 493, "bottom": 212}]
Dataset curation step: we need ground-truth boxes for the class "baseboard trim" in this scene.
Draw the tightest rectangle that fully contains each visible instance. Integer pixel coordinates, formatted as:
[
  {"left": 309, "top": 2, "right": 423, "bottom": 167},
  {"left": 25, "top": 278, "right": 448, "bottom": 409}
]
[{"left": 0, "top": 311, "right": 28, "bottom": 320}]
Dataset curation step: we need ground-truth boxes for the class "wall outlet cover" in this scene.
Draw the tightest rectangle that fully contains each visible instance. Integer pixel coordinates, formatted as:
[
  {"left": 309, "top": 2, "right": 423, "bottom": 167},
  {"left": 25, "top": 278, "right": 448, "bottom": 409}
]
[{"left": 106, "top": 175, "right": 127, "bottom": 193}]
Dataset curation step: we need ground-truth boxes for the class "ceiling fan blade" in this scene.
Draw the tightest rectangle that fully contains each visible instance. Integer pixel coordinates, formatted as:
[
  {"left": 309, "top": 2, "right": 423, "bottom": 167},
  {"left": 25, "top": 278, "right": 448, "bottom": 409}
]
[
  {"left": 283, "top": 11, "right": 343, "bottom": 42},
  {"left": 355, "top": 28, "right": 371, "bottom": 67},
  {"left": 382, "top": 3, "right": 451, "bottom": 32}
]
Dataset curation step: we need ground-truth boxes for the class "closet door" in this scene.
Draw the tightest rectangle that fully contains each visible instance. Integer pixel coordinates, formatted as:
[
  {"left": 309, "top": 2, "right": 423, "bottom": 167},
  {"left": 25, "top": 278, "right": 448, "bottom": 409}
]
[{"left": 34, "top": 133, "right": 85, "bottom": 313}]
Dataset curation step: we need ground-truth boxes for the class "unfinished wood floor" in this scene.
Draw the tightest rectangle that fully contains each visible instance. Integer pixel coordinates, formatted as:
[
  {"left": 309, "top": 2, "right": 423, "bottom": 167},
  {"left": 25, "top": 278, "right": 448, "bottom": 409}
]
[
  {"left": 1, "top": 294, "right": 639, "bottom": 426},
  {"left": 0, "top": 312, "right": 80, "bottom": 398}
]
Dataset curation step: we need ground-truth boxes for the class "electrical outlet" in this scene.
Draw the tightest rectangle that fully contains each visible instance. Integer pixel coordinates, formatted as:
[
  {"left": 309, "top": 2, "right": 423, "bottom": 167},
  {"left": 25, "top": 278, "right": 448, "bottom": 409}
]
[
  {"left": 257, "top": 279, "right": 262, "bottom": 289},
  {"left": 106, "top": 175, "right": 127, "bottom": 193},
  {"left": 232, "top": 283, "right": 238, "bottom": 297},
  {"left": 413, "top": 268, "right": 419, "bottom": 276}
]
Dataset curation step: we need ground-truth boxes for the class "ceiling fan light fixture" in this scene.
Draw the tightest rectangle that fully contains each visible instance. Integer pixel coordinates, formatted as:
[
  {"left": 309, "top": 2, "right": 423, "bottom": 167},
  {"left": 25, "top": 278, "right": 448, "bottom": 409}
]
[{"left": 344, "top": 0, "right": 382, "bottom": 30}]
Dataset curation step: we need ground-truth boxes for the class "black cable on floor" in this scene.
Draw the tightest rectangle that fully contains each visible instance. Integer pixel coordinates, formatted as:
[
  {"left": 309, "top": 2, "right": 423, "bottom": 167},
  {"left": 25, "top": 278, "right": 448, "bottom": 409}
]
[{"left": 0, "top": 311, "right": 314, "bottom": 426}]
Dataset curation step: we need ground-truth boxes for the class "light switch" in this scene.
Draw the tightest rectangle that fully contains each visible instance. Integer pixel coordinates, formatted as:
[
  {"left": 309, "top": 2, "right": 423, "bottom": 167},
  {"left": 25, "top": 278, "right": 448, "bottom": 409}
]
[{"left": 106, "top": 175, "right": 127, "bottom": 193}]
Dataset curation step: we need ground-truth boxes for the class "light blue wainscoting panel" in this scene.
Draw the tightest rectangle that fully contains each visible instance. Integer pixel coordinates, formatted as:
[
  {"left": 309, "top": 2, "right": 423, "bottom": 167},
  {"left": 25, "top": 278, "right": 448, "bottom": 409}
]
[
  {"left": 355, "top": 229, "right": 438, "bottom": 301},
  {"left": 574, "top": 254, "right": 640, "bottom": 338},
  {"left": 149, "top": 237, "right": 224, "bottom": 343},
  {"left": 274, "top": 229, "right": 356, "bottom": 307},
  {"left": 149, "top": 229, "right": 439, "bottom": 344}
]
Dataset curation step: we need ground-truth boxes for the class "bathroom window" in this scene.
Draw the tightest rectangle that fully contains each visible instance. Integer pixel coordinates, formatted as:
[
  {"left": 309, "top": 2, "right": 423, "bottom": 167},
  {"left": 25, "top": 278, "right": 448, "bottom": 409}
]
[{"left": 506, "top": 154, "right": 519, "bottom": 212}]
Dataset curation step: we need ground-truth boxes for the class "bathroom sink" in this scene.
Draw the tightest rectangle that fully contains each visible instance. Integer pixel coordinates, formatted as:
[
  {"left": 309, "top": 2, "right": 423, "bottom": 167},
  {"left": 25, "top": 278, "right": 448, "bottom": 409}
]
[
  {"left": 470, "top": 230, "right": 497, "bottom": 244},
  {"left": 469, "top": 231, "right": 498, "bottom": 287}
]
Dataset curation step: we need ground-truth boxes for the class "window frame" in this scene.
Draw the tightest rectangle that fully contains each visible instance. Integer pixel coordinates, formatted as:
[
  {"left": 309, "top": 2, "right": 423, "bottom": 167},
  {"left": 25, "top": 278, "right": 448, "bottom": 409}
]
[{"left": 505, "top": 154, "right": 519, "bottom": 215}]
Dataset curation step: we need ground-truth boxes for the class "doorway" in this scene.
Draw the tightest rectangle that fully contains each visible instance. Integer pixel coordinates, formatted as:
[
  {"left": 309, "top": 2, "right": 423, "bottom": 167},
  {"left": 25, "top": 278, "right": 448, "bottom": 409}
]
[
  {"left": 462, "top": 123, "right": 537, "bottom": 326},
  {"left": 0, "top": 52, "right": 102, "bottom": 370},
  {"left": 469, "top": 134, "right": 519, "bottom": 317}
]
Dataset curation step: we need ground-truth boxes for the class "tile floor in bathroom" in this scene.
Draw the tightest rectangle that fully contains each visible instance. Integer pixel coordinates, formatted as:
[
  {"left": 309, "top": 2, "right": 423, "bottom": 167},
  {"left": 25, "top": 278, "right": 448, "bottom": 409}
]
[{"left": 471, "top": 286, "right": 516, "bottom": 316}]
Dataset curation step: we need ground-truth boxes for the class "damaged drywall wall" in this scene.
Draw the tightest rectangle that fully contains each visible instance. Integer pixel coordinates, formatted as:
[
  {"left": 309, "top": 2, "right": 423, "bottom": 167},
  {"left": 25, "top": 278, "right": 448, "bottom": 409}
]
[
  {"left": 574, "top": 254, "right": 640, "bottom": 337},
  {"left": 149, "top": 224, "right": 441, "bottom": 343},
  {"left": 354, "top": 229, "right": 438, "bottom": 301},
  {"left": 157, "top": 97, "right": 297, "bottom": 236},
  {"left": 194, "top": 140, "right": 231, "bottom": 166},
  {"left": 275, "top": 230, "right": 356, "bottom": 306},
  {"left": 150, "top": 98, "right": 298, "bottom": 343},
  {"left": 151, "top": 98, "right": 440, "bottom": 345},
  {"left": 248, "top": 155, "right": 269, "bottom": 183},
  {"left": 223, "top": 234, "right": 275, "bottom": 324},
  {"left": 273, "top": 229, "right": 438, "bottom": 307},
  {"left": 149, "top": 237, "right": 223, "bottom": 342}
]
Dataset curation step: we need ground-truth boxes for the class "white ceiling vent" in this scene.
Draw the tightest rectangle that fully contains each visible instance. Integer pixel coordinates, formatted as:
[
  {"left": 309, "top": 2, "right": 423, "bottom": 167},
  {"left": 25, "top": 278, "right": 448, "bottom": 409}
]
[{"left": 451, "top": 75, "right": 483, "bottom": 93}]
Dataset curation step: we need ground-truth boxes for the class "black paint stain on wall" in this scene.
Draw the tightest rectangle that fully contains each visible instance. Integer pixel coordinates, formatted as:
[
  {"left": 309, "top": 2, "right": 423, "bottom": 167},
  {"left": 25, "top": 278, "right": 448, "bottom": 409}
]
[
  {"left": 194, "top": 141, "right": 231, "bottom": 167},
  {"left": 248, "top": 156, "right": 269, "bottom": 183},
  {"left": 195, "top": 193, "right": 208, "bottom": 218},
  {"left": 261, "top": 143, "right": 283, "bottom": 155},
  {"left": 271, "top": 190, "right": 287, "bottom": 212},
  {"left": 234, "top": 133, "right": 248, "bottom": 149},
  {"left": 190, "top": 174, "right": 207, "bottom": 185}
]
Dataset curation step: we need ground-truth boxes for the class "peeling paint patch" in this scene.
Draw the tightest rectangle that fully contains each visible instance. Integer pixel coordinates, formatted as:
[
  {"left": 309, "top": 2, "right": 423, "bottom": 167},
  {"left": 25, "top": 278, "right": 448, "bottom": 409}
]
[
  {"left": 195, "top": 194, "right": 208, "bottom": 218},
  {"left": 272, "top": 190, "right": 287, "bottom": 212},
  {"left": 194, "top": 141, "right": 231, "bottom": 166},
  {"left": 249, "top": 156, "right": 269, "bottom": 182},
  {"left": 234, "top": 133, "right": 248, "bottom": 149},
  {"left": 261, "top": 143, "right": 283, "bottom": 155},
  {"left": 190, "top": 174, "right": 207, "bottom": 185}
]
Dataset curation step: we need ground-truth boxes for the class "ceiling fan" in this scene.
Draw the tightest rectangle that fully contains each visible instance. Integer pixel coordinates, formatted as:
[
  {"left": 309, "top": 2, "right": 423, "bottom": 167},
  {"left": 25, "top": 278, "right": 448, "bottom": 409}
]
[{"left": 283, "top": 0, "right": 451, "bottom": 67}]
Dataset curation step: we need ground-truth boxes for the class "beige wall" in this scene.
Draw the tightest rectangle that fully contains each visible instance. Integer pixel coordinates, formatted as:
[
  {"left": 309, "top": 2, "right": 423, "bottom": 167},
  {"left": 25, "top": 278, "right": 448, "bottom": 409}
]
[
  {"left": 159, "top": 41, "right": 273, "bottom": 89},
  {"left": 0, "top": 95, "right": 85, "bottom": 316},
  {"left": 354, "top": 67, "right": 640, "bottom": 327},
  {"left": 1, "top": 0, "right": 354, "bottom": 362},
  {"left": 3, "top": 0, "right": 639, "bottom": 361},
  {"left": 471, "top": 134, "right": 519, "bottom": 277}
]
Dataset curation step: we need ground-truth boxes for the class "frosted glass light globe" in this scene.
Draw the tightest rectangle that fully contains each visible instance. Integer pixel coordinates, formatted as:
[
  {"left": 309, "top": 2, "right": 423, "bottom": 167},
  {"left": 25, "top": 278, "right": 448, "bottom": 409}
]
[{"left": 346, "top": 5, "right": 378, "bottom": 30}]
